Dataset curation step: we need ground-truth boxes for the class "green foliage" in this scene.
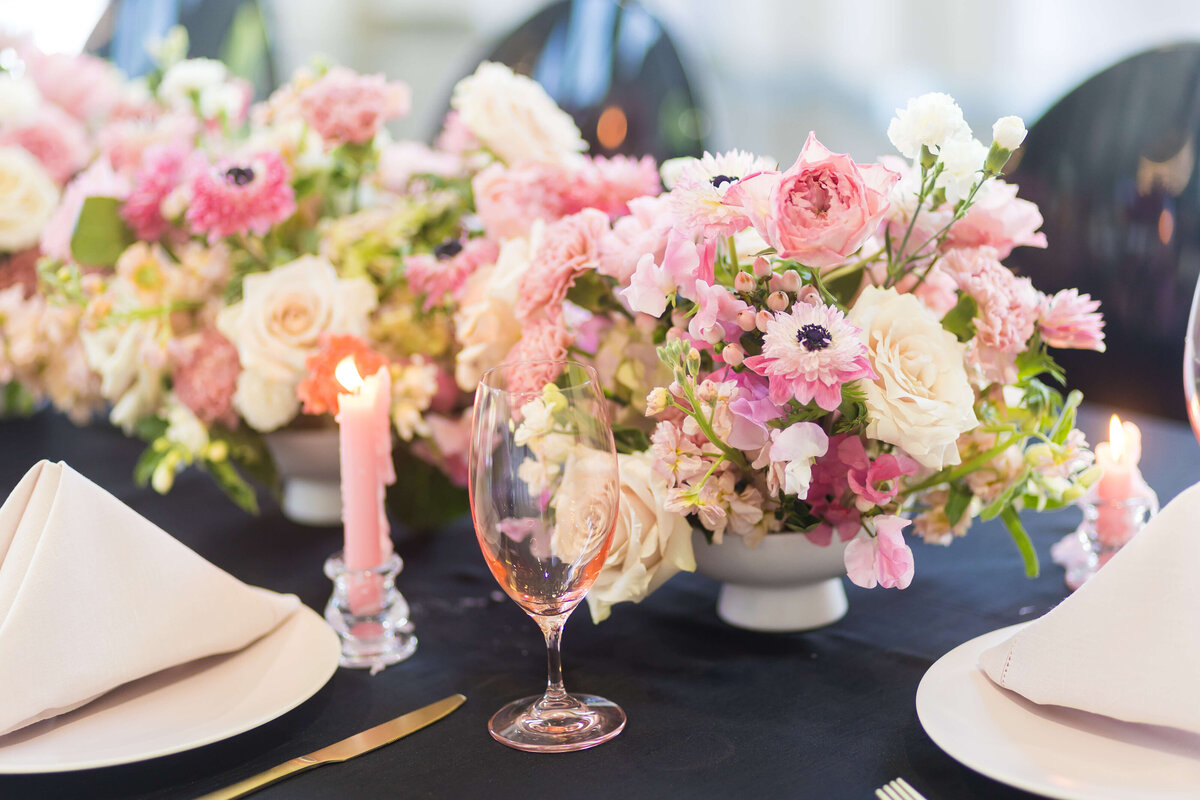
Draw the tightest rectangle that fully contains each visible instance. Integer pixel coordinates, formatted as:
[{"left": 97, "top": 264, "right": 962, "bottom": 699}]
[
  {"left": 385, "top": 443, "right": 470, "bottom": 530},
  {"left": 999, "top": 505, "right": 1040, "bottom": 578},
  {"left": 613, "top": 425, "right": 651, "bottom": 455},
  {"left": 70, "top": 196, "right": 134, "bottom": 266},
  {"left": 940, "top": 292, "right": 978, "bottom": 343},
  {"left": 944, "top": 482, "right": 973, "bottom": 526}
]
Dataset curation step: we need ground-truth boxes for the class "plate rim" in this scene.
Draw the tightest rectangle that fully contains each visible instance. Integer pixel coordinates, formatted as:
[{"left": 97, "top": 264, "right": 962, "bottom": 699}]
[{"left": 0, "top": 603, "right": 339, "bottom": 774}]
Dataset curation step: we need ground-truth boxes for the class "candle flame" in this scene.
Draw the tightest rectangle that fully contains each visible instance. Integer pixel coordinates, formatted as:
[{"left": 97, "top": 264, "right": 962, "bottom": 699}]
[
  {"left": 1109, "top": 414, "right": 1125, "bottom": 461},
  {"left": 335, "top": 356, "right": 364, "bottom": 392}
]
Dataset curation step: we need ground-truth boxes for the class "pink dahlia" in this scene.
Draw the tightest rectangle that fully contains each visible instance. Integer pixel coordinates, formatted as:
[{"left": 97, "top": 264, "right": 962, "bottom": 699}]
[
  {"left": 298, "top": 66, "right": 411, "bottom": 147},
  {"left": 0, "top": 106, "right": 91, "bottom": 185},
  {"left": 1038, "top": 288, "right": 1106, "bottom": 352},
  {"left": 186, "top": 151, "right": 296, "bottom": 241},
  {"left": 743, "top": 301, "right": 876, "bottom": 410},
  {"left": 122, "top": 142, "right": 194, "bottom": 240},
  {"left": 170, "top": 328, "right": 241, "bottom": 428}
]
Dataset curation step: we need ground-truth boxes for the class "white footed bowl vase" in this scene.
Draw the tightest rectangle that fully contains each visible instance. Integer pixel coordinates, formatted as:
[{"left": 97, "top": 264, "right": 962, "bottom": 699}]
[
  {"left": 691, "top": 530, "right": 851, "bottom": 632},
  {"left": 262, "top": 428, "right": 342, "bottom": 526}
]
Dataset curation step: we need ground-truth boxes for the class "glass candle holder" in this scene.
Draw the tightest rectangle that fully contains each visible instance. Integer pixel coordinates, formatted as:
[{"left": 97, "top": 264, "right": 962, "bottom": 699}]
[
  {"left": 1065, "top": 492, "right": 1158, "bottom": 590},
  {"left": 323, "top": 551, "right": 417, "bottom": 673}
]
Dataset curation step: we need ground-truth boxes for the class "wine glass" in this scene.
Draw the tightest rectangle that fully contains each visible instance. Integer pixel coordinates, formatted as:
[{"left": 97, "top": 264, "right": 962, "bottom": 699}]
[
  {"left": 469, "top": 359, "right": 625, "bottom": 752},
  {"left": 1185, "top": 272, "right": 1200, "bottom": 442}
]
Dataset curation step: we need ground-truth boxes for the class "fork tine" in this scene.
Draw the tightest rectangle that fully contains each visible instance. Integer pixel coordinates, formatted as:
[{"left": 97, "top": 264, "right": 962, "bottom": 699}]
[
  {"left": 894, "top": 777, "right": 927, "bottom": 800},
  {"left": 880, "top": 784, "right": 905, "bottom": 800},
  {"left": 874, "top": 791, "right": 890, "bottom": 800}
]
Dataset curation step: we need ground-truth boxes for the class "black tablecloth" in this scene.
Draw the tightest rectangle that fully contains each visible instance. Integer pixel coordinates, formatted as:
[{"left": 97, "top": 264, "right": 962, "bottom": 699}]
[{"left": 0, "top": 406, "right": 1195, "bottom": 800}]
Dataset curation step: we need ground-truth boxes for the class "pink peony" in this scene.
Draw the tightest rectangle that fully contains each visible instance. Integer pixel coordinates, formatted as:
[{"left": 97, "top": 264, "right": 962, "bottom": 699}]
[
  {"left": 1038, "top": 288, "right": 1106, "bottom": 352},
  {"left": 844, "top": 515, "right": 915, "bottom": 589},
  {"left": 298, "top": 66, "right": 411, "bottom": 146},
  {"left": 0, "top": 106, "right": 91, "bottom": 185},
  {"left": 170, "top": 328, "right": 241, "bottom": 428},
  {"left": 186, "top": 151, "right": 296, "bottom": 241},
  {"left": 122, "top": 142, "right": 195, "bottom": 240},
  {"left": 516, "top": 208, "right": 609, "bottom": 321},
  {"left": 597, "top": 194, "right": 672, "bottom": 282},
  {"left": 405, "top": 238, "right": 499, "bottom": 311},
  {"left": 726, "top": 132, "right": 898, "bottom": 268},
  {"left": 562, "top": 155, "right": 661, "bottom": 218},
  {"left": 943, "top": 180, "right": 1047, "bottom": 259},
  {"left": 472, "top": 161, "right": 570, "bottom": 240},
  {"left": 743, "top": 301, "right": 875, "bottom": 410},
  {"left": 504, "top": 311, "right": 574, "bottom": 395},
  {"left": 40, "top": 160, "right": 130, "bottom": 262}
]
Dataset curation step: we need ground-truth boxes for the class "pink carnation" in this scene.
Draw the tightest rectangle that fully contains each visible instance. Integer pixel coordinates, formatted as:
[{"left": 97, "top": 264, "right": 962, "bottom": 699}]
[
  {"left": 597, "top": 194, "right": 672, "bottom": 282},
  {"left": 472, "top": 161, "right": 569, "bottom": 240},
  {"left": 378, "top": 141, "right": 463, "bottom": 191},
  {"left": 944, "top": 180, "right": 1047, "bottom": 259},
  {"left": 504, "top": 311, "right": 574, "bottom": 395},
  {"left": 40, "top": 160, "right": 130, "bottom": 262},
  {"left": 434, "top": 110, "right": 479, "bottom": 155},
  {"left": 170, "top": 328, "right": 241, "bottom": 428},
  {"left": 122, "top": 142, "right": 195, "bottom": 240},
  {"left": 298, "top": 66, "right": 411, "bottom": 146},
  {"left": 516, "top": 208, "right": 609, "bottom": 321},
  {"left": 562, "top": 155, "right": 661, "bottom": 218},
  {"left": 405, "top": 238, "right": 499, "bottom": 311},
  {"left": 186, "top": 151, "right": 296, "bottom": 241},
  {"left": 0, "top": 106, "right": 91, "bottom": 185},
  {"left": 844, "top": 515, "right": 915, "bottom": 590},
  {"left": 1038, "top": 288, "right": 1106, "bottom": 352},
  {"left": 940, "top": 247, "right": 1039, "bottom": 380}
]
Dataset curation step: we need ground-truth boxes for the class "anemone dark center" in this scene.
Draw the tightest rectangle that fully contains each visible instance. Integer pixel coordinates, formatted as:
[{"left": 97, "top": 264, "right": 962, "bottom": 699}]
[
  {"left": 797, "top": 323, "right": 832, "bottom": 352},
  {"left": 224, "top": 166, "right": 255, "bottom": 186},
  {"left": 710, "top": 174, "right": 737, "bottom": 189},
  {"left": 434, "top": 239, "right": 464, "bottom": 260}
]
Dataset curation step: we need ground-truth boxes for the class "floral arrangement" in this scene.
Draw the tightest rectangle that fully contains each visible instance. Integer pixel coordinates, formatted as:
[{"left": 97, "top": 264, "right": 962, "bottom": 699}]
[{"left": 0, "top": 32, "right": 1105, "bottom": 622}]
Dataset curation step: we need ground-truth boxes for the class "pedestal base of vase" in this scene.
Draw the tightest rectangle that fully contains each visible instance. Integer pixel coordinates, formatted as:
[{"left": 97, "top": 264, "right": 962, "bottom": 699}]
[
  {"left": 692, "top": 529, "right": 850, "bottom": 633},
  {"left": 264, "top": 428, "right": 342, "bottom": 526},
  {"left": 281, "top": 478, "right": 342, "bottom": 526},
  {"left": 324, "top": 552, "right": 417, "bottom": 673}
]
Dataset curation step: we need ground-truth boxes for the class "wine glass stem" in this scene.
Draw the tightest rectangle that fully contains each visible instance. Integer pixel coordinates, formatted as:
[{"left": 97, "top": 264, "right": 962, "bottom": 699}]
[{"left": 536, "top": 612, "right": 570, "bottom": 701}]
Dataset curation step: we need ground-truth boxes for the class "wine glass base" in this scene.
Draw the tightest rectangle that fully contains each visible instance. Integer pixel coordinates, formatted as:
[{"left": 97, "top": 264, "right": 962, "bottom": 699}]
[{"left": 488, "top": 693, "right": 625, "bottom": 753}]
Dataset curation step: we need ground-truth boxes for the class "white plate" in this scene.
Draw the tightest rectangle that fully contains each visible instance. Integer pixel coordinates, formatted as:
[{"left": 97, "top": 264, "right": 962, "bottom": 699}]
[
  {"left": 0, "top": 605, "right": 339, "bottom": 773},
  {"left": 917, "top": 624, "right": 1200, "bottom": 800}
]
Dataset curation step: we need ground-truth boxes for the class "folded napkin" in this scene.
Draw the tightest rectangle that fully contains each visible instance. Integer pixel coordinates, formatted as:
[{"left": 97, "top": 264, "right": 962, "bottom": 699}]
[
  {"left": 0, "top": 461, "right": 299, "bottom": 736},
  {"left": 979, "top": 481, "right": 1200, "bottom": 734}
]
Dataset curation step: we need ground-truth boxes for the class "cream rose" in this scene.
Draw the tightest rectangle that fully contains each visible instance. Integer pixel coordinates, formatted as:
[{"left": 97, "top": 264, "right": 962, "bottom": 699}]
[
  {"left": 0, "top": 146, "right": 59, "bottom": 252},
  {"left": 450, "top": 61, "right": 586, "bottom": 166},
  {"left": 849, "top": 286, "right": 978, "bottom": 470},
  {"left": 231, "top": 369, "right": 300, "bottom": 432},
  {"left": 586, "top": 452, "right": 696, "bottom": 624}
]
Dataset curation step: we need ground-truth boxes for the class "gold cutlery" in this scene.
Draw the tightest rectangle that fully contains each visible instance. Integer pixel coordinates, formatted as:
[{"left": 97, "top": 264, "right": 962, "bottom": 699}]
[
  {"left": 875, "top": 777, "right": 928, "bottom": 800},
  {"left": 197, "top": 693, "right": 466, "bottom": 800}
]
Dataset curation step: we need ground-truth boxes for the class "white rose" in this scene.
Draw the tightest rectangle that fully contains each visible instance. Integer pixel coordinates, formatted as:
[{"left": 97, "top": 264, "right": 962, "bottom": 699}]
[
  {"left": 849, "top": 286, "right": 978, "bottom": 470},
  {"left": 216, "top": 255, "right": 377, "bottom": 385},
  {"left": 586, "top": 452, "right": 695, "bottom": 623},
  {"left": 887, "top": 92, "right": 972, "bottom": 160},
  {"left": 992, "top": 115, "right": 1028, "bottom": 151},
  {"left": 232, "top": 369, "right": 300, "bottom": 432},
  {"left": 0, "top": 146, "right": 59, "bottom": 252},
  {"left": 450, "top": 61, "right": 586, "bottom": 166},
  {"left": 0, "top": 74, "right": 40, "bottom": 126},
  {"left": 158, "top": 58, "right": 228, "bottom": 111}
]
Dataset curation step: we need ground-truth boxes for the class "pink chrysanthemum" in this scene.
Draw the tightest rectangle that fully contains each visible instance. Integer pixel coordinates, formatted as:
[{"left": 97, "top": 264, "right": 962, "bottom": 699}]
[
  {"left": 185, "top": 151, "right": 296, "bottom": 242},
  {"left": 0, "top": 106, "right": 91, "bottom": 185},
  {"left": 743, "top": 301, "right": 875, "bottom": 411},
  {"left": 122, "top": 142, "right": 194, "bottom": 240},
  {"left": 665, "top": 149, "right": 775, "bottom": 238},
  {"left": 298, "top": 66, "right": 411, "bottom": 146},
  {"left": 1038, "top": 288, "right": 1106, "bottom": 352},
  {"left": 563, "top": 155, "right": 661, "bottom": 218},
  {"left": 170, "top": 328, "right": 241, "bottom": 428},
  {"left": 515, "top": 208, "right": 608, "bottom": 321},
  {"left": 405, "top": 238, "right": 499, "bottom": 311}
]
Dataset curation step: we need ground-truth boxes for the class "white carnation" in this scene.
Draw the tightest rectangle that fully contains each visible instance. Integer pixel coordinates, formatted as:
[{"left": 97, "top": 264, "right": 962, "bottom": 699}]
[
  {"left": 0, "top": 146, "right": 58, "bottom": 252},
  {"left": 159, "top": 58, "right": 228, "bottom": 111},
  {"left": 887, "top": 92, "right": 972, "bottom": 160},
  {"left": 992, "top": 116, "right": 1028, "bottom": 150},
  {"left": 936, "top": 136, "right": 988, "bottom": 204},
  {"left": 450, "top": 61, "right": 586, "bottom": 166},
  {"left": 0, "top": 74, "right": 40, "bottom": 126}
]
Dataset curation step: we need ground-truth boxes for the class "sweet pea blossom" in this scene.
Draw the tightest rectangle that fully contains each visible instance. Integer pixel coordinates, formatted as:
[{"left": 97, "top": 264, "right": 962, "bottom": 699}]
[
  {"left": 725, "top": 132, "right": 898, "bottom": 268},
  {"left": 844, "top": 515, "right": 915, "bottom": 589},
  {"left": 768, "top": 422, "right": 830, "bottom": 498},
  {"left": 623, "top": 252, "right": 675, "bottom": 317},
  {"left": 743, "top": 301, "right": 875, "bottom": 410},
  {"left": 687, "top": 280, "right": 750, "bottom": 342}
]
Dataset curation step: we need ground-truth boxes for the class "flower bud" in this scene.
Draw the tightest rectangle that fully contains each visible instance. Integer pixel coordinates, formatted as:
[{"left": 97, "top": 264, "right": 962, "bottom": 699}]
[
  {"left": 645, "top": 387, "right": 669, "bottom": 415},
  {"left": 755, "top": 310, "right": 773, "bottom": 332},
  {"left": 685, "top": 347, "right": 701, "bottom": 371},
  {"left": 768, "top": 273, "right": 785, "bottom": 293},
  {"left": 722, "top": 343, "right": 744, "bottom": 367},
  {"left": 753, "top": 256, "right": 772, "bottom": 278},
  {"left": 992, "top": 115, "right": 1027, "bottom": 150},
  {"left": 781, "top": 270, "right": 802, "bottom": 293},
  {"left": 671, "top": 308, "right": 690, "bottom": 329},
  {"left": 737, "top": 308, "right": 757, "bottom": 331},
  {"left": 733, "top": 271, "right": 756, "bottom": 293},
  {"left": 205, "top": 440, "right": 229, "bottom": 461},
  {"left": 767, "top": 290, "right": 789, "bottom": 312}
]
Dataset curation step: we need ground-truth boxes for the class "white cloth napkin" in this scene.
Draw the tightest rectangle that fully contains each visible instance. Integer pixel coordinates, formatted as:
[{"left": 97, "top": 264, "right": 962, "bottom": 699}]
[
  {"left": 0, "top": 461, "right": 299, "bottom": 736},
  {"left": 979, "top": 481, "right": 1200, "bottom": 734}
]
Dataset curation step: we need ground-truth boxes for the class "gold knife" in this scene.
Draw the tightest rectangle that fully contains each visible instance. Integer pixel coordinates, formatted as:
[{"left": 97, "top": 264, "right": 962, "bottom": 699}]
[{"left": 196, "top": 694, "right": 466, "bottom": 800}]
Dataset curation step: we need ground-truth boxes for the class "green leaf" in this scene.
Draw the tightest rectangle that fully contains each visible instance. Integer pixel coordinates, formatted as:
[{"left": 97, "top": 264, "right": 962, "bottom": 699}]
[
  {"left": 940, "top": 292, "right": 978, "bottom": 343},
  {"left": 134, "top": 415, "right": 169, "bottom": 442},
  {"left": 980, "top": 470, "right": 1029, "bottom": 521},
  {"left": 823, "top": 267, "right": 862, "bottom": 307},
  {"left": 205, "top": 458, "right": 260, "bottom": 514},
  {"left": 70, "top": 196, "right": 135, "bottom": 267},
  {"left": 133, "top": 444, "right": 167, "bottom": 488},
  {"left": 999, "top": 505, "right": 1039, "bottom": 578},
  {"left": 944, "top": 482, "right": 973, "bottom": 526},
  {"left": 613, "top": 425, "right": 651, "bottom": 454},
  {"left": 1016, "top": 343, "right": 1065, "bottom": 385}
]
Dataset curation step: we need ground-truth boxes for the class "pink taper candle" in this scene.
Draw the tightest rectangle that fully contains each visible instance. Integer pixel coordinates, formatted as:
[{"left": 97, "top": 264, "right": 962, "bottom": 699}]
[
  {"left": 336, "top": 358, "right": 395, "bottom": 610},
  {"left": 1094, "top": 415, "right": 1142, "bottom": 545}
]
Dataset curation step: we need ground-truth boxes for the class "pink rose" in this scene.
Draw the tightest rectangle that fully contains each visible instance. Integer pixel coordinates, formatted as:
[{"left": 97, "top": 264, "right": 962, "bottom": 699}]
[
  {"left": 0, "top": 106, "right": 91, "bottom": 185},
  {"left": 726, "top": 132, "right": 898, "bottom": 268}
]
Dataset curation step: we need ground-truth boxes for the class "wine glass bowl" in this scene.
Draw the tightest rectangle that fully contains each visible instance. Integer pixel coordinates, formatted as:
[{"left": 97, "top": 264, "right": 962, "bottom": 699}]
[{"left": 469, "top": 360, "right": 625, "bottom": 752}]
